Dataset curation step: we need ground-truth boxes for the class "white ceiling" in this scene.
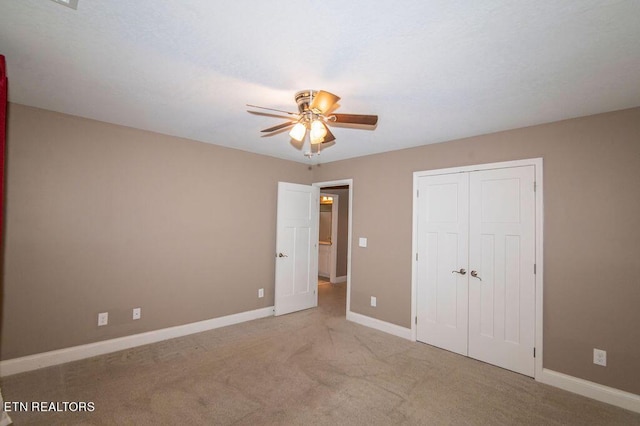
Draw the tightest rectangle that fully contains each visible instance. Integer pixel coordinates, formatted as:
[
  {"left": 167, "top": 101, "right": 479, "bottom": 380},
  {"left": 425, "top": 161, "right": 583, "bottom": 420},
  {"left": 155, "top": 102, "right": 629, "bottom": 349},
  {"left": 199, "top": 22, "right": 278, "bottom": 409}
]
[{"left": 1, "top": 1, "right": 639, "bottom": 164}]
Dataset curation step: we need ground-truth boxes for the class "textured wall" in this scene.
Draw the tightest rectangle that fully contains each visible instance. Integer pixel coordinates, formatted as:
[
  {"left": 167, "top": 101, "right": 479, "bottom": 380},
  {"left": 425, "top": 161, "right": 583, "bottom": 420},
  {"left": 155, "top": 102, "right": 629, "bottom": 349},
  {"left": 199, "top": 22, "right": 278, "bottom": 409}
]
[
  {"left": 314, "top": 107, "right": 640, "bottom": 395},
  {"left": 1, "top": 104, "right": 311, "bottom": 359}
]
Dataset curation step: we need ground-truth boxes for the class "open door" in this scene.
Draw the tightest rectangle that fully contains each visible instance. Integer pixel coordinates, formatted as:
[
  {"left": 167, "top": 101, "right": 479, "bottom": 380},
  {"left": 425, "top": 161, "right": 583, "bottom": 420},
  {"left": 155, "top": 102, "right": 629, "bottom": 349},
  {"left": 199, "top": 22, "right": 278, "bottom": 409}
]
[
  {"left": 274, "top": 182, "right": 319, "bottom": 316},
  {"left": 0, "top": 54, "right": 12, "bottom": 426}
]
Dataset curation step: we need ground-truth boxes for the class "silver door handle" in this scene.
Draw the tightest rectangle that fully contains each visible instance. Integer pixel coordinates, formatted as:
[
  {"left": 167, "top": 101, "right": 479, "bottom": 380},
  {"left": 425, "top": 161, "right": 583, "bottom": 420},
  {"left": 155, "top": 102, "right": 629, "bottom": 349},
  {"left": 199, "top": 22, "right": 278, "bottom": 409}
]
[
  {"left": 277, "top": 253, "right": 288, "bottom": 258},
  {"left": 452, "top": 268, "right": 466, "bottom": 275},
  {"left": 471, "top": 270, "right": 482, "bottom": 281}
]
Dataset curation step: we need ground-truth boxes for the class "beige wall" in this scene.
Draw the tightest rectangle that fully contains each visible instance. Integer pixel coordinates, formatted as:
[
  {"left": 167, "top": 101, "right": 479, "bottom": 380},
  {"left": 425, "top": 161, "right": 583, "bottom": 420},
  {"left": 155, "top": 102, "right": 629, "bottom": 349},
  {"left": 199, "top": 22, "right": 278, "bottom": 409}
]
[
  {"left": 2, "top": 103, "right": 639, "bottom": 396},
  {"left": 1, "top": 104, "right": 311, "bottom": 359},
  {"left": 314, "top": 107, "right": 640, "bottom": 395}
]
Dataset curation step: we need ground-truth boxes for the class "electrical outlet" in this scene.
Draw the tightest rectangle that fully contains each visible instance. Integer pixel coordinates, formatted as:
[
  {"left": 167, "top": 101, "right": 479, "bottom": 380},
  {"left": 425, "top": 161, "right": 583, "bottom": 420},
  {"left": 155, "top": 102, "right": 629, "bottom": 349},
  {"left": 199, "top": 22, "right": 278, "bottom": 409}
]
[
  {"left": 258, "top": 288, "right": 264, "bottom": 298},
  {"left": 371, "top": 296, "right": 377, "bottom": 307},
  {"left": 593, "top": 348, "right": 607, "bottom": 366},
  {"left": 133, "top": 307, "right": 141, "bottom": 320},
  {"left": 98, "top": 312, "right": 108, "bottom": 326}
]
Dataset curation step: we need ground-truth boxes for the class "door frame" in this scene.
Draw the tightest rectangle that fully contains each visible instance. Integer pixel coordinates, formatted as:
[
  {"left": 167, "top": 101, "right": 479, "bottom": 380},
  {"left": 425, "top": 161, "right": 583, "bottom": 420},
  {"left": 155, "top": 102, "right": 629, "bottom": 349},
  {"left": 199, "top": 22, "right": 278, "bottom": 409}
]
[
  {"left": 313, "top": 179, "right": 353, "bottom": 316},
  {"left": 411, "top": 158, "right": 544, "bottom": 379}
]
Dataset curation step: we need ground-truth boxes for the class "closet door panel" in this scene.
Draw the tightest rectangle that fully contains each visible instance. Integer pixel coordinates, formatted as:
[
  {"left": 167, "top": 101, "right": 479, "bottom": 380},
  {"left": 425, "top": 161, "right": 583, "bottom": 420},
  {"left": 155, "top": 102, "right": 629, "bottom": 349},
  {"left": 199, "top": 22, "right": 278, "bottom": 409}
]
[
  {"left": 468, "top": 166, "right": 536, "bottom": 377},
  {"left": 416, "top": 173, "right": 469, "bottom": 356}
]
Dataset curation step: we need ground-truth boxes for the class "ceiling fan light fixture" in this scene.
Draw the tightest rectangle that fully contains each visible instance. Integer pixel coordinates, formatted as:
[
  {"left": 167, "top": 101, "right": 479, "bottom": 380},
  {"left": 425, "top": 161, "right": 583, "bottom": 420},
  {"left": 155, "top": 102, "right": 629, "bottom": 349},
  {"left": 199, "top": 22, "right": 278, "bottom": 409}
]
[
  {"left": 310, "top": 120, "right": 327, "bottom": 144},
  {"left": 289, "top": 122, "right": 306, "bottom": 142}
]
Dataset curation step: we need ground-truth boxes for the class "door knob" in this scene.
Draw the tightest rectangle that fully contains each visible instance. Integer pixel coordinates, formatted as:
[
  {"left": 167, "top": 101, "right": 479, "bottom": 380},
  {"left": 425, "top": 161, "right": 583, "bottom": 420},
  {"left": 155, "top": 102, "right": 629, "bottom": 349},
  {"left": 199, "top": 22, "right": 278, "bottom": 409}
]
[
  {"left": 470, "top": 270, "right": 482, "bottom": 281},
  {"left": 277, "top": 253, "right": 288, "bottom": 258},
  {"left": 452, "top": 268, "right": 466, "bottom": 275}
]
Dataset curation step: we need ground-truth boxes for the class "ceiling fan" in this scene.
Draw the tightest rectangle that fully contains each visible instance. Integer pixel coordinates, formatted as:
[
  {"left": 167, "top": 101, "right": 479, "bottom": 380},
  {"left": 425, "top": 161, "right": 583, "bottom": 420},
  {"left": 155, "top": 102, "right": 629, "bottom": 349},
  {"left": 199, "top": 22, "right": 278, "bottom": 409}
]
[{"left": 247, "top": 90, "right": 378, "bottom": 157}]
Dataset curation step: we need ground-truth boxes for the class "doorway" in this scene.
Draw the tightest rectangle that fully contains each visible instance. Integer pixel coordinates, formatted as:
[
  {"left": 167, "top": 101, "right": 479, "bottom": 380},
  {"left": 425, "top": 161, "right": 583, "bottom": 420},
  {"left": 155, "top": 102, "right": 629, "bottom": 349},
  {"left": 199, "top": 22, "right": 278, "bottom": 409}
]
[
  {"left": 313, "top": 180, "right": 352, "bottom": 317},
  {"left": 319, "top": 192, "right": 338, "bottom": 282}
]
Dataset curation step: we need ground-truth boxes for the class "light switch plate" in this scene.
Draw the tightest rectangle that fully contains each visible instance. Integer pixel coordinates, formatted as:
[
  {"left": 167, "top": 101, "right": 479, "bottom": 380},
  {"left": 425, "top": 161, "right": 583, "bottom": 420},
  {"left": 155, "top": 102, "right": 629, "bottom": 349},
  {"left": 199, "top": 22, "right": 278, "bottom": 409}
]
[
  {"left": 371, "top": 296, "right": 377, "bottom": 307},
  {"left": 359, "top": 237, "right": 368, "bottom": 248}
]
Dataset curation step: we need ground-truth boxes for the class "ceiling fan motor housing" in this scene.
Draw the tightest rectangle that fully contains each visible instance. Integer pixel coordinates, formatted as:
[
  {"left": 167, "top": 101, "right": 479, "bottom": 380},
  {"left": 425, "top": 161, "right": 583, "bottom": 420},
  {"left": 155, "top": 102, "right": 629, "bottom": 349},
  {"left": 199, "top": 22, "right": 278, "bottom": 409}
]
[{"left": 294, "top": 90, "right": 317, "bottom": 114}]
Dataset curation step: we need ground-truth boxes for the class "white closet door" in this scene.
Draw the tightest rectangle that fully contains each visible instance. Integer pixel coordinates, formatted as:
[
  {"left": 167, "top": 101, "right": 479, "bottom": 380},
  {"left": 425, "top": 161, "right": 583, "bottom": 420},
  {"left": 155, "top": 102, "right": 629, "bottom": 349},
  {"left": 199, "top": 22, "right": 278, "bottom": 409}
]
[
  {"left": 468, "top": 166, "right": 536, "bottom": 376},
  {"left": 416, "top": 173, "right": 469, "bottom": 356}
]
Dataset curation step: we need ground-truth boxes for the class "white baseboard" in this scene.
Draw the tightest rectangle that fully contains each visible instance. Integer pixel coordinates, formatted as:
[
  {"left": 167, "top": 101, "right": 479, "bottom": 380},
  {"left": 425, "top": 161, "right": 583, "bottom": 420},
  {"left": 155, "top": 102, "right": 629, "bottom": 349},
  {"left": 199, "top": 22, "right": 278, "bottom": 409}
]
[
  {"left": 346, "top": 311, "right": 412, "bottom": 340},
  {"left": 0, "top": 306, "right": 274, "bottom": 377},
  {"left": 539, "top": 368, "right": 640, "bottom": 413},
  {"left": 333, "top": 275, "right": 347, "bottom": 284}
]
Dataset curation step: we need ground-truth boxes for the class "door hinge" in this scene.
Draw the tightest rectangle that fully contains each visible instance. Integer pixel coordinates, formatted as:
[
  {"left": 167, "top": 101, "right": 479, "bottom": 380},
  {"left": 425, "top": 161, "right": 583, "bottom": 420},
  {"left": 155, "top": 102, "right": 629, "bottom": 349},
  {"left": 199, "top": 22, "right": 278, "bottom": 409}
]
[
  {"left": 415, "top": 316, "right": 418, "bottom": 325},
  {"left": 533, "top": 181, "right": 537, "bottom": 192},
  {"left": 416, "top": 189, "right": 419, "bottom": 198},
  {"left": 533, "top": 347, "right": 536, "bottom": 358},
  {"left": 416, "top": 253, "right": 418, "bottom": 261},
  {"left": 534, "top": 263, "right": 537, "bottom": 274}
]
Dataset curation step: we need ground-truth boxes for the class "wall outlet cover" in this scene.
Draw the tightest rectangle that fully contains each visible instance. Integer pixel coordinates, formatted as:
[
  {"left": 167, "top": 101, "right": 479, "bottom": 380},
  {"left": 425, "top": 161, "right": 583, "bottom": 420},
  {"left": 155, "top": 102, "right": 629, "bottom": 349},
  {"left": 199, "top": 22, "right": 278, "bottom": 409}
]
[
  {"left": 593, "top": 348, "right": 607, "bottom": 366},
  {"left": 371, "top": 296, "right": 377, "bottom": 307},
  {"left": 133, "top": 307, "right": 141, "bottom": 320},
  {"left": 98, "top": 312, "right": 108, "bottom": 326},
  {"left": 258, "top": 288, "right": 264, "bottom": 298}
]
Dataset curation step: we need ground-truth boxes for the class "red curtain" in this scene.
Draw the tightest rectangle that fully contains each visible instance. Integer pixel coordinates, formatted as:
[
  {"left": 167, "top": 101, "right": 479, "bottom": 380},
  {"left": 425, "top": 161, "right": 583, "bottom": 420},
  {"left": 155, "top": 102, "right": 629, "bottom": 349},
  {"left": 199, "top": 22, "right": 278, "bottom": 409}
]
[{"left": 0, "top": 55, "right": 6, "bottom": 242}]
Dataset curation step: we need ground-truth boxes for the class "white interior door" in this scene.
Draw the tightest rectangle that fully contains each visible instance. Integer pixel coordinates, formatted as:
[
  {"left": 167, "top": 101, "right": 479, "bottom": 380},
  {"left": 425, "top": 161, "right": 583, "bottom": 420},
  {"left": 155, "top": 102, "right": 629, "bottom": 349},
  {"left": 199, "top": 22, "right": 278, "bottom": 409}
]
[
  {"left": 274, "top": 182, "right": 319, "bottom": 316},
  {"left": 416, "top": 173, "right": 469, "bottom": 356},
  {"left": 468, "top": 166, "right": 535, "bottom": 376}
]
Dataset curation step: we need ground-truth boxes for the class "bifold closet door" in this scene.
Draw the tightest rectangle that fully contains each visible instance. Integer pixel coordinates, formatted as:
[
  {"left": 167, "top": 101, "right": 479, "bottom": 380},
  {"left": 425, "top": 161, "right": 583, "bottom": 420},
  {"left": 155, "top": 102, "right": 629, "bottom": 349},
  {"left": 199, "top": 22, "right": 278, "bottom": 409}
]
[
  {"left": 416, "top": 173, "right": 469, "bottom": 356},
  {"left": 468, "top": 166, "right": 535, "bottom": 376}
]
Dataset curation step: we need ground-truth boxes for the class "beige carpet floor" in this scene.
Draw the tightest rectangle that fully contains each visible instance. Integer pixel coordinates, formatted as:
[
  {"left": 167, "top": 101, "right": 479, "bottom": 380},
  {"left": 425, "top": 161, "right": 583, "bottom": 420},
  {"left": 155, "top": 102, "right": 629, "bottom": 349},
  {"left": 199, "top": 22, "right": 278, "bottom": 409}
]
[{"left": 2, "top": 283, "right": 639, "bottom": 425}]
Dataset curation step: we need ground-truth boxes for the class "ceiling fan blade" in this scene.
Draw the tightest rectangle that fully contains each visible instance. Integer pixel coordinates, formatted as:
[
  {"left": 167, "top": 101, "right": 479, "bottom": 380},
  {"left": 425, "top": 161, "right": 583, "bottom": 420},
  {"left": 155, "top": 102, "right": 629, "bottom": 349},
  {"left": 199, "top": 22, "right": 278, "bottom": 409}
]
[
  {"left": 330, "top": 113, "right": 378, "bottom": 126},
  {"left": 309, "top": 90, "right": 341, "bottom": 114},
  {"left": 261, "top": 121, "right": 296, "bottom": 133},
  {"left": 248, "top": 111, "right": 296, "bottom": 121},
  {"left": 321, "top": 126, "right": 336, "bottom": 144},
  {"left": 246, "top": 104, "right": 299, "bottom": 117}
]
